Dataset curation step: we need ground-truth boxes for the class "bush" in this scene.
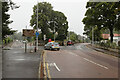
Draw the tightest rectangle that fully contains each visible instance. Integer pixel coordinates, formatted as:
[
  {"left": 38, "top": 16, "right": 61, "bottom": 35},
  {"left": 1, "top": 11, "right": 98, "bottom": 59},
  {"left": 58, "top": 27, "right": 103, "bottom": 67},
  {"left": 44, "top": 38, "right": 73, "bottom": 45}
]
[
  {"left": 3, "top": 37, "right": 13, "bottom": 45},
  {"left": 99, "top": 40, "right": 117, "bottom": 49},
  {"left": 110, "top": 42, "right": 117, "bottom": 49}
]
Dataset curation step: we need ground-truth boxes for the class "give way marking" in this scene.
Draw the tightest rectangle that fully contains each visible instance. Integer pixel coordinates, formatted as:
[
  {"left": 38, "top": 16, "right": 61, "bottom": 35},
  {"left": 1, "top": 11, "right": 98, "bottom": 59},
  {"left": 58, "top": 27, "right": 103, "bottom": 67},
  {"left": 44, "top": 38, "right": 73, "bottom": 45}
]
[{"left": 48, "top": 63, "right": 61, "bottom": 72}]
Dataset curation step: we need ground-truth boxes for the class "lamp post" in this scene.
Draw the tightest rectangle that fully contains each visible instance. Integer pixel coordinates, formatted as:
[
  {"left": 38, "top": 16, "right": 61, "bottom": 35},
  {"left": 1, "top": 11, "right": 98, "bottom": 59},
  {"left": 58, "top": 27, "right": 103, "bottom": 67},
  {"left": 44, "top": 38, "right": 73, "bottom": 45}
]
[
  {"left": 35, "top": 0, "right": 39, "bottom": 52},
  {"left": 54, "top": 22, "right": 55, "bottom": 42},
  {"left": 92, "top": 27, "right": 94, "bottom": 46},
  {"left": 51, "top": 21, "right": 56, "bottom": 42}
]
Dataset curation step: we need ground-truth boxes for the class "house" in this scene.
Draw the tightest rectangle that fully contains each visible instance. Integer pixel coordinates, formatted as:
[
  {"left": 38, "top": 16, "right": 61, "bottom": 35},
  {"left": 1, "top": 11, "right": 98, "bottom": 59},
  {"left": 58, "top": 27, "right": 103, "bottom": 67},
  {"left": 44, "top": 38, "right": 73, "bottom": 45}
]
[{"left": 102, "top": 34, "right": 120, "bottom": 46}]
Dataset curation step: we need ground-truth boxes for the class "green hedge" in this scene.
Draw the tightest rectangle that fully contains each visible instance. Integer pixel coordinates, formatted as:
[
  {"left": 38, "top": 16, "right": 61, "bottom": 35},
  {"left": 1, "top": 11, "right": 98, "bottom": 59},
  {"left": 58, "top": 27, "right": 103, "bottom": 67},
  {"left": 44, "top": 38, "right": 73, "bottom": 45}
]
[
  {"left": 3, "top": 37, "right": 13, "bottom": 45},
  {"left": 99, "top": 40, "right": 117, "bottom": 49}
]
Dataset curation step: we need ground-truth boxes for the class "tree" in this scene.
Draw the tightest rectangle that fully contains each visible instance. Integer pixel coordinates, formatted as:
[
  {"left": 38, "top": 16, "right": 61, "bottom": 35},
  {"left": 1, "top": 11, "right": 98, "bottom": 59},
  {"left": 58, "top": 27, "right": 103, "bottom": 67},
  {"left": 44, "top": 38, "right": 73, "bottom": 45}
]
[
  {"left": 50, "top": 11, "right": 68, "bottom": 41},
  {"left": 30, "top": 2, "right": 68, "bottom": 41},
  {"left": 11, "top": 32, "right": 22, "bottom": 40},
  {"left": 2, "top": 0, "right": 19, "bottom": 39},
  {"left": 82, "top": 2, "right": 120, "bottom": 43},
  {"left": 30, "top": 2, "right": 53, "bottom": 40},
  {"left": 112, "top": 2, "right": 120, "bottom": 31},
  {"left": 68, "top": 31, "right": 78, "bottom": 42}
]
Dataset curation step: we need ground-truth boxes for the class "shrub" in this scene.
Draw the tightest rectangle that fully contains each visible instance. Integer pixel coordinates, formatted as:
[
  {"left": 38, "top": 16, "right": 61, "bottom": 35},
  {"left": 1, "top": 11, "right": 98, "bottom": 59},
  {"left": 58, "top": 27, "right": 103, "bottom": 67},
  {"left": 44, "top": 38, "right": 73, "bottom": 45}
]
[{"left": 99, "top": 40, "right": 117, "bottom": 49}]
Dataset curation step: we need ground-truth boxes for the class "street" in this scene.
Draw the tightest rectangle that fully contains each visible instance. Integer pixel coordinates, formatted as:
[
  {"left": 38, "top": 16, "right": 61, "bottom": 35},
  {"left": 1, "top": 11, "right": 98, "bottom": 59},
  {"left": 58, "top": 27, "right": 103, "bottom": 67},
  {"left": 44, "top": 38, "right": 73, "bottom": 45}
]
[
  {"left": 2, "top": 41, "right": 119, "bottom": 79},
  {"left": 44, "top": 43, "right": 119, "bottom": 78},
  {"left": 2, "top": 0, "right": 120, "bottom": 80}
]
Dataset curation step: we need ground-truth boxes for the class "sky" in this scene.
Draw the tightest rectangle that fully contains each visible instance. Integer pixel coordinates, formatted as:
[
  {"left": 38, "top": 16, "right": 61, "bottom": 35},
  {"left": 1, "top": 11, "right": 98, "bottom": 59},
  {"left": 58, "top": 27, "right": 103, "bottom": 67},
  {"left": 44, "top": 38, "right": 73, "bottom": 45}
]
[{"left": 8, "top": 0, "right": 89, "bottom": 36}]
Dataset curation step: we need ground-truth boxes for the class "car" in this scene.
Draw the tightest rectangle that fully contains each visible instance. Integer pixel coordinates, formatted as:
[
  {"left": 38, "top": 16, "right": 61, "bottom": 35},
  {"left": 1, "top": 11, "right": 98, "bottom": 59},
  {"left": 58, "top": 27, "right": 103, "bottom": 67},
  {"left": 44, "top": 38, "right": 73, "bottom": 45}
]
[
  {"left": 44, "top": 42, "right": 60, "bottom": 51},
  {"left": 67, "top": 41, "right": 74, "bottom": 46}
]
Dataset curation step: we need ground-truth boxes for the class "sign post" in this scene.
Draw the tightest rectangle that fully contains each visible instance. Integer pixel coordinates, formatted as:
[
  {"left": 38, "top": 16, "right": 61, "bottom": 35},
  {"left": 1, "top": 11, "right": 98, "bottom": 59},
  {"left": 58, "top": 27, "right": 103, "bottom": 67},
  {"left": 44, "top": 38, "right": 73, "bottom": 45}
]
[
  {"left": 22, "top": 29, "right": 35, "bottom": 53},
  {"left": 35, "top": 32, "right": 39, "bottom": 52},
  {"left": 44, "top": 35, "right": 46, "bottom": 41}
]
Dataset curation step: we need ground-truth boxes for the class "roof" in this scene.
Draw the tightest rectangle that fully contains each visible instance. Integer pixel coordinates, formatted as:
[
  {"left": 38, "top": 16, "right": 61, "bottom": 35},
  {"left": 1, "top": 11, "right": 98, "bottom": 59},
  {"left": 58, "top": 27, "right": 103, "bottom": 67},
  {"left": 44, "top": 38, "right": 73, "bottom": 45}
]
[
  {"left": 114, "top": 34, "right": 120, "bottom": 37},
  {"left": 102, "top": 34, "right": 120, "bottom": 39},
  {"left": 102, "top": 34, "right": 110, "bottom": 39}
]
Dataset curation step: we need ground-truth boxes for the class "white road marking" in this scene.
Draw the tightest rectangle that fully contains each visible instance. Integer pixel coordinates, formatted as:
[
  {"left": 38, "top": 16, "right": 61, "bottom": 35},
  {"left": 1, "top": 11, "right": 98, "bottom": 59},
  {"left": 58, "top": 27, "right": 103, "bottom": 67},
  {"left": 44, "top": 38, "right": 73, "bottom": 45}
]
[
  {"left": 79, "top": 47, "right": 82, "bottom": 50},
  {"left": 48, "top": 63, "right": 54, "bottom": 66},
  {"left": 15, "top": 59, "right": 25, "bottom": 60},
  {"left": 83, "top": 58, "right": 108, "bottom": 69},
  {"left": 53, "top": 63, "right": 61, "bottom": 71},
  {"left": 69, "top": 52, "right": 78, "bottom": 56}
]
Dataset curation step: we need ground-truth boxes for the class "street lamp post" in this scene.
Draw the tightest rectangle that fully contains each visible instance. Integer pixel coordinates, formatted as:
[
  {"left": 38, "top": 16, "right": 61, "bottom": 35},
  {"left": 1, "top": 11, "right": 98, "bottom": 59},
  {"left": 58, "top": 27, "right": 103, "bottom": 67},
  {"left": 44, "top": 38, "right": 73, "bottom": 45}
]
[
  {"left": 35, "top": 0, "right": 39, "bottom": 52},
  {"left": 54, "top": 22, "right": 55, "bottom": 42},
  {"left": 92, "top": 27, "right": 94, "bottom": 46}
]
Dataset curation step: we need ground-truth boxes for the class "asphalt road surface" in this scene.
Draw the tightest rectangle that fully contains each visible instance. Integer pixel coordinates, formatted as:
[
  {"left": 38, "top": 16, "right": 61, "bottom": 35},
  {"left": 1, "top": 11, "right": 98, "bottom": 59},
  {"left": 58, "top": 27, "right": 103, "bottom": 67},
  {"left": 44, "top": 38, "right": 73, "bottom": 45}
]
[
  {"left": 2, "top": 41, "right": 119, "bottom": 79},
  {"left": 44, "top": 43, "right": 119, "bottom": 78}
]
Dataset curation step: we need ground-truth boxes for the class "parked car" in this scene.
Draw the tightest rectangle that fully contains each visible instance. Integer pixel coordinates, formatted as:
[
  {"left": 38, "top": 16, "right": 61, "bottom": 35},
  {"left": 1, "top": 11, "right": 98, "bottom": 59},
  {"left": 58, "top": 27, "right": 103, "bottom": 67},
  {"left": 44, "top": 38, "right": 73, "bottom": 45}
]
[
  {"left": 67, "top": 41, "right": 74, "bottom": 46},
  {"left": 44, "top": 42, "right": 60, "bottom": 51}
]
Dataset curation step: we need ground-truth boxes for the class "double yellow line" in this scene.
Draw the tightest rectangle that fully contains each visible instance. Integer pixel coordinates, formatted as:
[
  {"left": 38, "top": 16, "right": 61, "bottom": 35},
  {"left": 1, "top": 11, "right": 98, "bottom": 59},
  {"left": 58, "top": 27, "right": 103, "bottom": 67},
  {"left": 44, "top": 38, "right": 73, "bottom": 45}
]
[{"left": 38, "top": 50, "right": 51, "bottom": 80}]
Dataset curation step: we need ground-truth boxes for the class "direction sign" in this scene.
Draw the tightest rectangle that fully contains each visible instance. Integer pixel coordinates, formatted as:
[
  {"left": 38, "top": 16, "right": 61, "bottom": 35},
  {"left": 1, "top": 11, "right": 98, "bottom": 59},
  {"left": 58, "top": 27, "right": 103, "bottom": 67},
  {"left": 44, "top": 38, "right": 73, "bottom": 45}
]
[{"left": 35, "top": 32, "right": 39, "bottom": 37}]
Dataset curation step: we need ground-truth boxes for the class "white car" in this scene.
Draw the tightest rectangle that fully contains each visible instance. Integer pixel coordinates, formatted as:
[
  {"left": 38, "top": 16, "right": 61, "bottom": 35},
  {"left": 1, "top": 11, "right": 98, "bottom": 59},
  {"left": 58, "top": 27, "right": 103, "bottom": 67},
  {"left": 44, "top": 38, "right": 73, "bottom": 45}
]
[{"left": 44, "top": 42, "right": 60, "bottom": 51}]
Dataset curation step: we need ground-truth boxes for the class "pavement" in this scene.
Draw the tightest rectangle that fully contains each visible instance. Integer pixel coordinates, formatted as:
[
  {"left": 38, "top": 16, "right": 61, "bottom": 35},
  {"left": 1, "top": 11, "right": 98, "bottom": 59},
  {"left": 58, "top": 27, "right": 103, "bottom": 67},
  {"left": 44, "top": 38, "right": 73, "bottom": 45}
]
[
  {"left": 43, "top": 43, "right": 119, "bottom": 79},
  {"left": 0, "top": 47, "right": 2, "bottom": 79},
  {"left": 2, "top": 41, "right": 42, "bottom": 79}
]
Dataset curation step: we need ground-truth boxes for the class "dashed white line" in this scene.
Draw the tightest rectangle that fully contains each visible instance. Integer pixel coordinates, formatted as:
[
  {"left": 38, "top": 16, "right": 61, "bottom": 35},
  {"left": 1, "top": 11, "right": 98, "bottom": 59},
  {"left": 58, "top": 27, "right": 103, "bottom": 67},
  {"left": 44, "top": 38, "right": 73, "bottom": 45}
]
[
  {"left": 54, "top": 63, "right": 61, "bottom": 71},
  {"left": 69, "top": 52, "right": 78, "bottom": 56},
  {"left": 83, "top": 58, "right": 108, "bottom": 69},
  {"left": 68, "top": 51, "right": 108, "bottom": 70}
]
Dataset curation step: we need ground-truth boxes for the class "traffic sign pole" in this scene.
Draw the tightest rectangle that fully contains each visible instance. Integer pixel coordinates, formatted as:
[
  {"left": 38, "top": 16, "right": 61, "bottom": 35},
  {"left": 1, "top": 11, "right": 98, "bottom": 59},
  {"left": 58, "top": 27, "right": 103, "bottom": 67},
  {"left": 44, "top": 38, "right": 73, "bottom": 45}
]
[
  {"left": 37, "top": 0, "right": 39, "bottom": 51},
  {"left": 35, "top": 32, "right": 39, "bottom": 52}
]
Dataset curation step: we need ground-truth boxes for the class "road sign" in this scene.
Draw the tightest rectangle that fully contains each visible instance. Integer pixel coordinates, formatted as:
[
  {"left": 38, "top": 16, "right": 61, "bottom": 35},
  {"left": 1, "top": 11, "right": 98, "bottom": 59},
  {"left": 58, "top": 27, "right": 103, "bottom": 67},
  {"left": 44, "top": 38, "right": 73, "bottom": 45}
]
[
  {"left": 44, "top": 35, "right": 46, "bottom": 41},
  {"left": 35, "top": 32, "right": 39, "bottom": 37},
  {"left": 23, "top": 29, "right": 35, "bottom": 37}
]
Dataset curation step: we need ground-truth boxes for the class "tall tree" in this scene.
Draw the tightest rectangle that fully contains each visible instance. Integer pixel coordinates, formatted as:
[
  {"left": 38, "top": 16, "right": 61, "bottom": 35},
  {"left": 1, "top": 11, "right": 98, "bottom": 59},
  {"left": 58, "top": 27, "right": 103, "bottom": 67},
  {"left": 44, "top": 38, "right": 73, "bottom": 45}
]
[
  {"left": 30, "top": 2, "right": 53, "bottom": 40},
  {"left": 30, "top": 2, "right": 68, "bottom": 41},
  {"left": 82, "top": 2, "right": 120, "bottom": 43},
  {"left": 50, "top": 11, "right": 68, "bottom": 41},
  {"left": 2, "top": 0, "right": 19, "bottom": 39}
]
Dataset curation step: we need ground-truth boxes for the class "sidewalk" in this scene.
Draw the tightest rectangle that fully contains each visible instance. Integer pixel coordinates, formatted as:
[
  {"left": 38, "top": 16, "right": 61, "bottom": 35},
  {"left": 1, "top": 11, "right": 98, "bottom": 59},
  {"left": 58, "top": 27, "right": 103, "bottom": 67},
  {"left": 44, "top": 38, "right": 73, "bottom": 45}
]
[
  {"left": 3, "top": 48, "right": 42, "bottom": 78},
  {"left": 87, "top": 44, "right": 120, "bottom": 58},
  {"left": 0, "top": 47, "right": 2, "bottom": 79}
]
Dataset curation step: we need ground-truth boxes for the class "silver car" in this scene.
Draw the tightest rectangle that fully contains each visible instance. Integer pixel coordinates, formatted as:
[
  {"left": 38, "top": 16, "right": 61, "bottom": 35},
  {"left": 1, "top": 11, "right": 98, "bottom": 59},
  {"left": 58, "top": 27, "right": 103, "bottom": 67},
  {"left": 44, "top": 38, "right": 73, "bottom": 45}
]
[{"left": 44, "top": 42, "right": 60, "bottom": 50}]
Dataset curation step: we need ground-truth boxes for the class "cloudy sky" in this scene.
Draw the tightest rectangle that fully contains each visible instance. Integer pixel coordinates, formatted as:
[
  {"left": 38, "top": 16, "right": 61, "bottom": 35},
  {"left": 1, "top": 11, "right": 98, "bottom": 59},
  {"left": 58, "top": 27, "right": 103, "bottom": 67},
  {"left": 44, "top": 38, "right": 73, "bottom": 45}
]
[{"left": 8, "top": 0, "right": 89, "bottom": 36}]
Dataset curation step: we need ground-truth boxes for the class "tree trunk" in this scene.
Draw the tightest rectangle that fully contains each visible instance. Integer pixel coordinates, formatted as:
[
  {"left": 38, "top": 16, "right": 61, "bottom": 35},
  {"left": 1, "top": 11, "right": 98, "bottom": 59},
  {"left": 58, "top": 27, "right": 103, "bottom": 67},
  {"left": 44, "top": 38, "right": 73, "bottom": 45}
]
[{"left": 109, "top": 28, "right": 114, "bottom": 43}]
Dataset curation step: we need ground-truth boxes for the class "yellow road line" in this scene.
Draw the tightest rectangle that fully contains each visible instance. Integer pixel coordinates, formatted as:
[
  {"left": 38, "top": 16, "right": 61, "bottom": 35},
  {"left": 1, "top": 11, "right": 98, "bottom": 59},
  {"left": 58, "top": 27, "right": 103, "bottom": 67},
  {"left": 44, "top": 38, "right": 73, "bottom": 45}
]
[
  {"left": 38, "top": 50, "right": 44, "bottom": 78},
  {"left": 43, "top": 50, "right": 47, "bottom": 80},
  {"left": 46, "top": 63, "right": 51, "bottom": 80},
  {"left": 38, "top": 61, "right": 41, "bottom": 78},
  {"left": 38, "top": 50, "right": 51, "bottom": 79}
]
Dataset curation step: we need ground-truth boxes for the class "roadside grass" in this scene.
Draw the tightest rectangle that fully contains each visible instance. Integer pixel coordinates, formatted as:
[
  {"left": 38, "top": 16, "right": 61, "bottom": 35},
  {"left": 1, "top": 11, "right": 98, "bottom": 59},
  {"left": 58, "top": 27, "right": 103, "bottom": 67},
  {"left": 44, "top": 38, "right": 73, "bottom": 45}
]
[{"left": 87, "top": 44, "right": 120, "bottom": 58}]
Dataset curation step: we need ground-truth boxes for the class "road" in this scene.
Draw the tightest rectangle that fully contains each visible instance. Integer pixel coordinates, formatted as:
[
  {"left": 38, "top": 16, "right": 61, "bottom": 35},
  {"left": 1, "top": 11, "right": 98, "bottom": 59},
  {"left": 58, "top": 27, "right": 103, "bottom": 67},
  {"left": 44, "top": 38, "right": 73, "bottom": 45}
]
[
  {"left": 2, "top": 41, "right": 119, "bottom": 79},
  {"left": 44, "top": 43, "right": 119, "bottom": 78}
]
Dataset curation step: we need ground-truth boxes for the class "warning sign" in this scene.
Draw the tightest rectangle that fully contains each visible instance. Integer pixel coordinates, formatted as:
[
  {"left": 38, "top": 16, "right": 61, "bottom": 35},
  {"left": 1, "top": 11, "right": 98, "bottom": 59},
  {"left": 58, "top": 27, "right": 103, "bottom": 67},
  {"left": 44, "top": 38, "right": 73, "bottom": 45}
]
[{"left": 23, "top": 29, "right": 35, "bottom": 37}]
